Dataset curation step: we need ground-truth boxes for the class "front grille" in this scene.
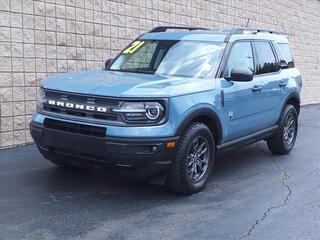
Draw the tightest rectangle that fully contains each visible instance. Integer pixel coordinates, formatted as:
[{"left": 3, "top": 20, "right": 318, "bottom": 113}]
[
  {"left": 42, "top": 90, "right": 121, "bottom": 122},
  {"left": 44, "top": 119, "right": 106, "bottom": 138}
]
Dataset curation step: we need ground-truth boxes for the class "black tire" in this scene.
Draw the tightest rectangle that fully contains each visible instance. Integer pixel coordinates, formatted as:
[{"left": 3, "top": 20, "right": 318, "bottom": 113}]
[
  {"left": 267, "top": 104, "right": 298, "bottom": 154},
  {"left": 166, "top": 122, "right": 215, "bottom": 194}
]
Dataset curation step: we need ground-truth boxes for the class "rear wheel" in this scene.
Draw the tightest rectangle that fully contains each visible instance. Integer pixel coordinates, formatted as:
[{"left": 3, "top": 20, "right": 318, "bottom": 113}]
[
  {"left": 166, "top": 122, "right": 215, "bottom": 194},
  {"left": 267, "top": 104, "right": 298, "bottom": 154}
]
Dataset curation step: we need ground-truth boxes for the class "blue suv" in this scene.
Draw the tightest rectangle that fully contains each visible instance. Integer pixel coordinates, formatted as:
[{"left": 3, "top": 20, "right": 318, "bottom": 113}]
[{"left": 30, "top": 27, "right": 302, "bottom": 194}]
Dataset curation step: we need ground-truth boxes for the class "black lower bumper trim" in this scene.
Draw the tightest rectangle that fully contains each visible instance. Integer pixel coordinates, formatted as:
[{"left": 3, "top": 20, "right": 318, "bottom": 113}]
[{"left": 30, "top": 121, "right": 178, "bottom": 178}]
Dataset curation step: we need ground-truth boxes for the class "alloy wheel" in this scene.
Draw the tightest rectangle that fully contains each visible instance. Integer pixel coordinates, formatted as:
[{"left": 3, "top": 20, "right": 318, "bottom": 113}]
[
  {"left": 283, "top": 112, "right": 296, "bottom": 146},
  {"left": 187, "top": 136, "right": 209, "bottom": 182}
]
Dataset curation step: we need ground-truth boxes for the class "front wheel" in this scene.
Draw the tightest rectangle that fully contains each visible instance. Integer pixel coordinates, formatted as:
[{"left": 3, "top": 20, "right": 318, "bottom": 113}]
[
  {"left": 267, "top": 104, "right": 298, "bottom": 154},
  {"left": 166, "top": 122, "right": 215, "bottom": 194}
]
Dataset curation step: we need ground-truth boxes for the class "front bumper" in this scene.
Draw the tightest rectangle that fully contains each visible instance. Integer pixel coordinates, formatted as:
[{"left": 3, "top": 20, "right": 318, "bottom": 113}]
[{"left": 30, "top": 121, "right": 179, "bottom": 179}]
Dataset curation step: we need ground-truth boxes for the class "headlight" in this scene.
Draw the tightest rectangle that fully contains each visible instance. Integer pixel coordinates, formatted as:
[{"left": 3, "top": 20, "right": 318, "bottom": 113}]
[
  {"left": 113, "top": 101, "right": 165, "bottom": 123},
  {"left": 37, "top": 87, "right": 45, "bottom": 112},
  {"left": 146, "top": 102, "right": 163, "bottom": 120}
]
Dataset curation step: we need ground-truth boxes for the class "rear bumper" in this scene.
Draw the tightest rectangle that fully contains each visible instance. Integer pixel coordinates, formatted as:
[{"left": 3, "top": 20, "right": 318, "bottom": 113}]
[{"left": 30, "top": 121, "right": 179, "bottom": 179}]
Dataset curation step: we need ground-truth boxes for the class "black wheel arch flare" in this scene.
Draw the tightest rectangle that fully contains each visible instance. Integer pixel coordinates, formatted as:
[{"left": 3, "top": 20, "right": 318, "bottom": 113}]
[
  {"left": 175, "top": 108, "right": 223, "bottom": 146},
  {"left": 284, "top": 91, "right": 301, "bottom": 115}
]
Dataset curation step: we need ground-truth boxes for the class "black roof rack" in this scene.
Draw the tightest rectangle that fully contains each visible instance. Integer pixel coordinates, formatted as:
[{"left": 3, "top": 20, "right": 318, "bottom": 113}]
[
  {"left": 147, "top": 26, "right": 286, "bottom": 42},
  {"left": 149, "top": 26, "right": 209, "bottom": 33},
  {"left": 230, "top": 28, "right": 283, "bottom": 35},
  {"left": 224, "top": 28, "right": 284, "bottom": 41}
]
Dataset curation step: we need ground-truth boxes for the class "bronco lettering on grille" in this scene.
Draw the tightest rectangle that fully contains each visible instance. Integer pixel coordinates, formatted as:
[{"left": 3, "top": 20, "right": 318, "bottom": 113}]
[{"left": 44, "top": 99, "right": 108, "bottom": 113}]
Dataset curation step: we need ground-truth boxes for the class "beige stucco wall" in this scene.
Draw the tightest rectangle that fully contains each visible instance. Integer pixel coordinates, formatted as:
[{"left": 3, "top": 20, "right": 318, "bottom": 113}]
[{"left": 0, "top": 0, "right": 320, "bottom": 148}]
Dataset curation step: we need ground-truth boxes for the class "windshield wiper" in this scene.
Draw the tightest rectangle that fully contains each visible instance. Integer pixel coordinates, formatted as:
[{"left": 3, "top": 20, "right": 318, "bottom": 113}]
[{"left": 118, "top": 68, "right": 155, "bottom": 74}]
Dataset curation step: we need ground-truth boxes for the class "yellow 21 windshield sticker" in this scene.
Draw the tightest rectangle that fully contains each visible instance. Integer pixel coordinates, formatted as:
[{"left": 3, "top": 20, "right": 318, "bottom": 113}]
[{"left": 123, "top": 41, "right": 145, "bottom": 54}]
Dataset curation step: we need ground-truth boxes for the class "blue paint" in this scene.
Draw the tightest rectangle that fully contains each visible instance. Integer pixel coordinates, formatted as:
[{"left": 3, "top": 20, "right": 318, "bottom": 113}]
[{"left": 34, "top": 29, "right": 301, "bottom": 143}]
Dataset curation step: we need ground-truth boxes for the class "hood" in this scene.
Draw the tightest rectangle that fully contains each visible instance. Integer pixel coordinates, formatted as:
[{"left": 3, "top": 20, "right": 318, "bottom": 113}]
[{"left": 41, "top": 70, "right": 216, "bottom": 98}]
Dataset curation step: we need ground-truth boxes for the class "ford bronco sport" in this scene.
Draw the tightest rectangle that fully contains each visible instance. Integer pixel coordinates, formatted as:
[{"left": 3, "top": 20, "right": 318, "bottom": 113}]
[{"left": 30, "top": 27, "right": 302, "bottom": 194}]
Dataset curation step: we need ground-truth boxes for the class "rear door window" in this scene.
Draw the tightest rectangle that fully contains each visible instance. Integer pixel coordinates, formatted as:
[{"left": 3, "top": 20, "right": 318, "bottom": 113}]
[
  {"left": 254, "top": 41, "right": 278, "bottom": 74},
  {"left": 277, "top": 43, "right": 294, "bottom": 68}
]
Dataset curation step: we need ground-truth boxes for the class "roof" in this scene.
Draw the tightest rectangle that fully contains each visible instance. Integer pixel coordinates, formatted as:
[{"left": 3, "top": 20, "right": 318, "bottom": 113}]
[
  {"left": 139, "top": 27, "right": 289, "bottom": 44},
  {"left": 140, "top": 31, "right": 227, "bottom": 42}
]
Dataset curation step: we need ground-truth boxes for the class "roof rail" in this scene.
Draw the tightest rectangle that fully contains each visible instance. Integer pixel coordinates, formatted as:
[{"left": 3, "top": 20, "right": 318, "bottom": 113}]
[
  {"left": 149, "top": 26, "right": 209, "bottom": 33},
  {"left": 234, "top": 28, "right": 283, "bottom": 34},
  {"left": 224, "top": 28, "right": 284, "bottom": 41}
]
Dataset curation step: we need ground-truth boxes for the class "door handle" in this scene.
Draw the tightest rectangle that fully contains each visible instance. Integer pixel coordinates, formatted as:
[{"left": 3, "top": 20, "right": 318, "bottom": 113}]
[
  {"left": 279, "top": 79, "right": 288, "bottom": 87},
  {"left": 252, "top": 85, "right": 262, "bottom": 93}
]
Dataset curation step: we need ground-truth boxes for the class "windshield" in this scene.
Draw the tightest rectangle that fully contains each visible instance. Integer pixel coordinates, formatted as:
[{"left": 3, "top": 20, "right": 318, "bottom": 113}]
[{"left": 109, "top": 40, "right": 226, "bottom": 79}]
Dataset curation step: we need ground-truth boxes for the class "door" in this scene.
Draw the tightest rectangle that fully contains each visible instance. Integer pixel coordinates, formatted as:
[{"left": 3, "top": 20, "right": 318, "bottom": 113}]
[
  {"left": 252, "top": 41, "right": 283, "bottom": 127},
  {"left": 221, "top": 41, "right": 266, "bottom": 142}
]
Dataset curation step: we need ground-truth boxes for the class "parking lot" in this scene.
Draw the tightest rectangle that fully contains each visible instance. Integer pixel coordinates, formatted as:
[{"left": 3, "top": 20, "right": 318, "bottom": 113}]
[{"left": 0, "top": 105, "right": 320, "bottom": 240}]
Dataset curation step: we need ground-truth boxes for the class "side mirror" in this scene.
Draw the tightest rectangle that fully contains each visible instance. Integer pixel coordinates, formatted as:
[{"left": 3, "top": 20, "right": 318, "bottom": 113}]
[
  {"left": 230, "top": 67, "right": 253, "bottom": 82},
  {"left": 104, "top": 58, "right": 113, "bottom": 69},
  {"left": 279, "top": 60, "right": 288, "bottom": 69}
]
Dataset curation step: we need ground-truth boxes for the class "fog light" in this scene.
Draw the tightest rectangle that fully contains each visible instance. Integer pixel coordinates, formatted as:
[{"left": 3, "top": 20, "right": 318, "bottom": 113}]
[{"left": 166, "top": 141, "right": 176, "bottom": 149}]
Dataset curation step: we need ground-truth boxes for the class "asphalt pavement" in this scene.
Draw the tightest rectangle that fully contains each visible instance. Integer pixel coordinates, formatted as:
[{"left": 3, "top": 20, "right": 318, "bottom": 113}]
[{"left": 0, "top": 105, "right": 320, "bottom": 240}]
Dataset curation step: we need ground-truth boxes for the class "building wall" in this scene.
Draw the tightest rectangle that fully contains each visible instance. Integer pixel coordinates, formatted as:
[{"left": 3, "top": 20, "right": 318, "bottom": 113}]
[{"left": 0, "top": 0, "right": 319, "bottom": 148}]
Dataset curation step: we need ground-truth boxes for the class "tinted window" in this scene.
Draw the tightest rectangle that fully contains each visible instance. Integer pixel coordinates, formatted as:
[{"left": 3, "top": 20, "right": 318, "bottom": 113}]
[
  {"left": 225, "top": 42, "right": 254, "bottom": 78},
  {"left": 254, "top": 42, "right": 278, "bottom": 74},
  {"left": 277, "top": 43, "right": 294, "bottom": 68}
]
